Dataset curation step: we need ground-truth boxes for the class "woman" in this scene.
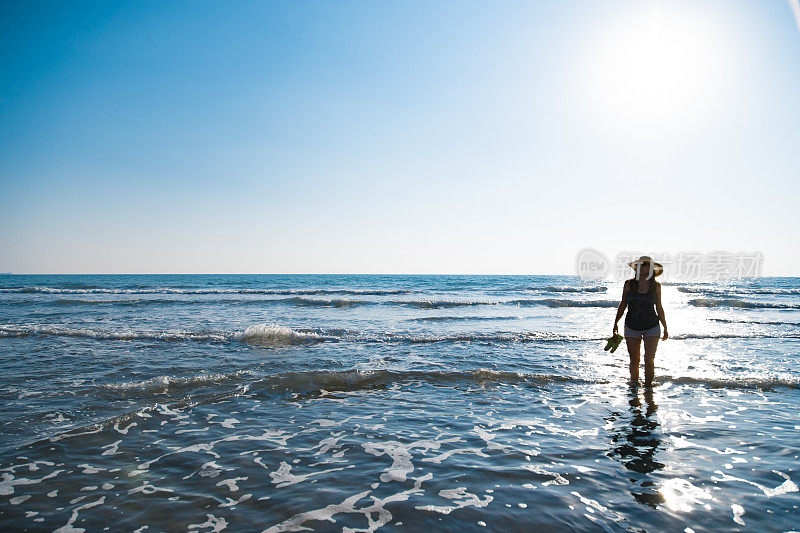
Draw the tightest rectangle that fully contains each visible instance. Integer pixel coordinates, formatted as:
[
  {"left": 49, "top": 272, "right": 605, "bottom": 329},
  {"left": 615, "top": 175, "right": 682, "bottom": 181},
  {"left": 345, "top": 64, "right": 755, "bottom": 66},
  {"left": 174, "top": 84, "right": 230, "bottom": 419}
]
[{"left": 612, "top": 256, "right": 669, "bottom": 386}]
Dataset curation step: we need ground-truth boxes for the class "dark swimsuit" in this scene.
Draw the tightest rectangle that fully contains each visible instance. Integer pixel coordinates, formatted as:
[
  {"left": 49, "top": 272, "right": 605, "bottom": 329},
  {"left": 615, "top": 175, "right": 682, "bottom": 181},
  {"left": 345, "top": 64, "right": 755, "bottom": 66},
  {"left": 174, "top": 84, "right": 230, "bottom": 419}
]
[{"left": 625, "top": 279, "right": 659, "bottom": 331}]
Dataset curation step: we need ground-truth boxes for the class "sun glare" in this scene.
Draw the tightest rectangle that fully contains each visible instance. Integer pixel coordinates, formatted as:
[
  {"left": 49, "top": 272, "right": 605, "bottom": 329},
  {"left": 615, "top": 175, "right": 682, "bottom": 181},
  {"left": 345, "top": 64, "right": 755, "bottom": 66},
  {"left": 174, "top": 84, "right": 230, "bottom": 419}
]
[{"left": 584, "top": 3, "right": 730, "bottom": 131}]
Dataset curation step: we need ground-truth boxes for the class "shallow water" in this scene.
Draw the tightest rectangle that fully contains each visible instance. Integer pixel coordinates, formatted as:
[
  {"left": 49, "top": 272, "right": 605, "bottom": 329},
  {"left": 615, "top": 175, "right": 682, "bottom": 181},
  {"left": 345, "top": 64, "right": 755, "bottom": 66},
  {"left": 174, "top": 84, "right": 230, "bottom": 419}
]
[{"left": 1, "top": 275, "right": 798, "bottom": 531}]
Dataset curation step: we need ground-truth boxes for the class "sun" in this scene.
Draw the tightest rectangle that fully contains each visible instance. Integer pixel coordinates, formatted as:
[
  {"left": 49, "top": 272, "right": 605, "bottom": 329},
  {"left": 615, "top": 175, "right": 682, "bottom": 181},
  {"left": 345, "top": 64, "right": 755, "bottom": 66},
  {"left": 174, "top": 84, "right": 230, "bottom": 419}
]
[{"left": 583, "top": 2, "right": 730, "bottom": 131}]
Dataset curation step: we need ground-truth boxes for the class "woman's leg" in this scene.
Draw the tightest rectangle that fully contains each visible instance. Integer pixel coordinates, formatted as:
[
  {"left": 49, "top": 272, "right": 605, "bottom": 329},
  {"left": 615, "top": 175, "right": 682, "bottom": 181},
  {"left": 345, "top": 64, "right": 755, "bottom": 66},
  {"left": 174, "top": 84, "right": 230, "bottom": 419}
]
[
  {"left": 625, "top": 337, "right": 641, "bottom": 383},
  {"left": 643, "top": 335, "right": 660, "bottom": 386}
]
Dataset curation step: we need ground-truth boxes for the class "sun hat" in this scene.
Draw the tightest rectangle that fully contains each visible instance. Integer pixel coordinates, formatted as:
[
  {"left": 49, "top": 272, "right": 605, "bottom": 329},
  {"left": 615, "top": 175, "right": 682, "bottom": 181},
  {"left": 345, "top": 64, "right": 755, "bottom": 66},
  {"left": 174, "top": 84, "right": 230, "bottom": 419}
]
[{"left": 628, "top": 255, "right": 664, "bottom": 277}]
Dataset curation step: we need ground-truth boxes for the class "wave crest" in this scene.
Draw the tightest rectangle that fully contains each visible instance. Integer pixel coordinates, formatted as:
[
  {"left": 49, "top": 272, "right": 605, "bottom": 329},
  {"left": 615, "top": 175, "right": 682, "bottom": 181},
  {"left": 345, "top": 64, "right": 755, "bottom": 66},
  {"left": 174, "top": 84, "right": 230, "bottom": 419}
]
[
  {"left": 409, "top": 316, "right": 515, "bottom": 322},
  {"left": 102, "top": 371, "right": 255, "bottom": 393},
  {"left": 0, "top": 322, "right": 322, "bottom": 346},
  {"left": 511, "top": 299, "right": 618, "bottom": 308},
  {"left": 0, "top": 287, "right": 414, "bottom": 296},
  {"left": 4, "top": 322, "right": 796, "bottom": 346},
  {"left": 535, "top": 286, "right": 608, "bottom": 293},
  {"left": 679, "top": 286, "right": 800, "bottom": 296},
  {"left": 662, "top": 375, "right": 799, "bottom": 390},
  {"left": 280, "top": 297, "right": 368, "bottom": 308},
  {"left": 97, "top": 368, "right": 800, "bottom": 402},
  {"left": 237, "top": 324, "right": 323, "bottom": 345},
  {"left": 709, "top": 318, "right": 800, "bottom": 326},
  {"left": 389, "top": 300, "right": 489, "bottom": 309},
  {"left": 0, "top": 324, "right": 231, "bottom": 342},
  {"left": 688, "top": 298, "right": 800, "bottom": 309}
]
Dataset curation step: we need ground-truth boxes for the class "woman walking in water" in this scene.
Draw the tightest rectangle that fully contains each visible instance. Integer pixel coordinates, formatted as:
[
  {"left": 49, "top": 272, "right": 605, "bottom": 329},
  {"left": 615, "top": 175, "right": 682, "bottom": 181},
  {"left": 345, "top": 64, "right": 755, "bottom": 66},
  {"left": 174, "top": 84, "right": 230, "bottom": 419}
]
[{"left": 612, "top": 256, "right": 669, "bottom": 386}]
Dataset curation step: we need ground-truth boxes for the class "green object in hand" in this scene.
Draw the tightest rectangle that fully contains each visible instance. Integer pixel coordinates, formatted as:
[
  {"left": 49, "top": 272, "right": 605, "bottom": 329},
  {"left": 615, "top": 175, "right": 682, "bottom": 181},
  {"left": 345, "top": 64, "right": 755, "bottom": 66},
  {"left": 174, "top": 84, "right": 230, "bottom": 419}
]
[{"left": 604, "top": 333, "right": 623, "bottom": 353}]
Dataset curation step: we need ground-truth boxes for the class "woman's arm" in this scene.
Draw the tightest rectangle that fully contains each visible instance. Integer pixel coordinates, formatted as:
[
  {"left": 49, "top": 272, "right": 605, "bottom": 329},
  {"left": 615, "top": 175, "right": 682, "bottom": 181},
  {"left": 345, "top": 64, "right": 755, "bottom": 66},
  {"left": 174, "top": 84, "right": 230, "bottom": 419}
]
[
  {"left": 655, "top": 283, "right": 668, "bottom": 340},
  {"left": 613, "top": 280, "right": 629, "bottom": 335}
]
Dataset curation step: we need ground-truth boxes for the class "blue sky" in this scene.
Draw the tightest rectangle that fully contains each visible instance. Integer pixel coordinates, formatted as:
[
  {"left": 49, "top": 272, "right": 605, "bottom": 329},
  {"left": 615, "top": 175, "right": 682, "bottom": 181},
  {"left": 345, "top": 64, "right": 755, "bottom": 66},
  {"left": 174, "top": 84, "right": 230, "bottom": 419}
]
[{"left": 1, "top": 0, "right": 799, "bottom": 274}]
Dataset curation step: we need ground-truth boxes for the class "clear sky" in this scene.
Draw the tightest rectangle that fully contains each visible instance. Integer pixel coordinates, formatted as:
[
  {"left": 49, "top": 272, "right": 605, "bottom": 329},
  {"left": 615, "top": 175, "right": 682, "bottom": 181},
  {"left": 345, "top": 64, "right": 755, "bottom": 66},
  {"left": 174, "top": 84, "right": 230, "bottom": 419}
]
[{"left": 1, "top": 0, "right": 799, "bottom": 274}]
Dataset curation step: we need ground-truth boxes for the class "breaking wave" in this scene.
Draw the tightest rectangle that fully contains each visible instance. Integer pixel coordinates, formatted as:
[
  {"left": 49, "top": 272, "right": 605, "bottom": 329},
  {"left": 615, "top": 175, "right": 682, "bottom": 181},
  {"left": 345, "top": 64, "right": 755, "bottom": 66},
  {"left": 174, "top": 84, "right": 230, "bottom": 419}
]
[
  {"left": 100, "top": 368, "right": 593, "bottom": 399},
  {"left": 533, "top": 286, "right": 608, "bottom": 293},
  {"left": 279, "top": 297, "right": 369, "bottom": 308},
  {"left": 350, "top": 299, "right": 615, "bottom": 309},
  {"left": 510, "top": 299, "right": 619, "bottom": 308},
  {"left": 102, "top": 370, "right": 257, "bottom": 394},
  {"left": 96, "top": 368, "right": 800, "bottom": 404},
  {"left": 671, "top": 332, "right": 800, "bottom": 340},
  {"left": 2, "top": 291, "right": 623, "bottom": 311},
  {"left": 409, "top": 316, "right": 516, "bottom": 322},
  {"left": 679, "top": 287, "right": 800, "bottom": 296},
  {"left": 0, "top": 286, "right": 415, "bottom": 296},
  {"left": 0, "top": 323, "right": 324, "bottom": 345},
  {"left": 236, "top": 324, "right": 324, "bottom": 345},
  {"left": 0, "top": 323, "right": 233, "bottom": 342},
  {"left": 388, "top": 300, "right": 491, "bottom": 309},
  {"left": 709, "top": 318, "right": 800, "bottom": 326},
  {"left": 2, "top": 296, "right": 375, "bottom": 309},
  {"left": 662, "top": 375, "right": 799, "bottom": 390},
  {"left": 250, "top": 368, "right": 589, "bottom": 394},
  {"left": 373, "top": 331, "right": 605, "bottom": 344},
  {"left": 4, "top": 322, "right": 796, "bottom": 346},
  {"left": 0, "top": 323, "right": 600, "bottom": 345},
  {"left": 688, "top": 298, "right": 800, "bottom": 309}
]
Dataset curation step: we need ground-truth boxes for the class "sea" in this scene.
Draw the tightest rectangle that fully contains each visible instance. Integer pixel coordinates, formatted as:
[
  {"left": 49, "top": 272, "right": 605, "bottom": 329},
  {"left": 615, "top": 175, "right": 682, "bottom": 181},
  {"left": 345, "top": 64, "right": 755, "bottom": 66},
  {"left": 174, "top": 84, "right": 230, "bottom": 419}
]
[{"left": 0, "top": 274, "right": 798, "bottom": 532}]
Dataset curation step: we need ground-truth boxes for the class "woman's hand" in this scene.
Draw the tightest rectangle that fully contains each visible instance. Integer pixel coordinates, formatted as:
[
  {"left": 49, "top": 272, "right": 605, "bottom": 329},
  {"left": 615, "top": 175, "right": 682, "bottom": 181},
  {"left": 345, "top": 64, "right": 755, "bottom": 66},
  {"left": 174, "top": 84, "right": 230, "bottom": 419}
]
[{"left": 662, "top": 328, "right": 669, "bottom": 340}]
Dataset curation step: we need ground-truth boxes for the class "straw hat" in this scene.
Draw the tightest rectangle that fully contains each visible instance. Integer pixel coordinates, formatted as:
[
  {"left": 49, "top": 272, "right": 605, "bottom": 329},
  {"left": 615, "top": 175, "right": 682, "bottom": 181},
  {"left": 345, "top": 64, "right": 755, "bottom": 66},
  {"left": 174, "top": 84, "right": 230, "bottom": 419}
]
[{"left": 628, "top": 255, "right": 664, "bottom": 277}]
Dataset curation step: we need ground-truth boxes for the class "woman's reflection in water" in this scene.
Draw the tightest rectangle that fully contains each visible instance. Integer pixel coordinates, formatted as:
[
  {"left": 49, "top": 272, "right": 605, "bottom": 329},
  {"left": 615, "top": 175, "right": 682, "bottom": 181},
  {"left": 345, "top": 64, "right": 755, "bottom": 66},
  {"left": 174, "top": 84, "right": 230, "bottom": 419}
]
[{"left": 607, "top": 385, "right": 665, "bottom": 507}]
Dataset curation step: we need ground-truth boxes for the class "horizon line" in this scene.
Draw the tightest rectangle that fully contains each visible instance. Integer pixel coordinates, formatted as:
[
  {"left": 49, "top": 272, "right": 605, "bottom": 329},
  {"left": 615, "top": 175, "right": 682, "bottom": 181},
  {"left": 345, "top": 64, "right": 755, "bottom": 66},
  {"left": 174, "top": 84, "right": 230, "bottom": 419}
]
[
  {"left": 0, "top": 272, "right": 573, "bottom": 276},
  {"left": 0, "top": 272, "right": 796, "bottom": 278}
]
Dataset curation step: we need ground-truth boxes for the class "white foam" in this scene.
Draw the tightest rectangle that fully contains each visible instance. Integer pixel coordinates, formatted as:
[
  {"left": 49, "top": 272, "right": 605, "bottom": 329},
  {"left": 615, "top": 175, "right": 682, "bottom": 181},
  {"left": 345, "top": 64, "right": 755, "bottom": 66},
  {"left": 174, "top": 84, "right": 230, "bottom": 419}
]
[
  {"left": 53, "top": 496, "right": 105, "bottom": 533},
  {"left": 105, "top": 372, "right": 251, "bottom": 394},
  {"left": 219, "top": 419, "right": 239, "bottom": 429},
  {"left": 238, "top": 324, "right": 321, "bottom": 346},
  {"left": 0, "top": 469, "right": 64, "bottom": 496},
  {"left": 362, "top": 437, "right": 459, "bottom": 483},
  {"left": 0, "top": 321, "right": 324, "bottom": 348},
  {"left": 189, "top": 514, "right": 228, "bottom": 532},
  {"left": 219, "top": 494, "right": 252, "bottom": 507},
  {"left": 522, "top": 464, "right": 570, "bottom": 486},
  {"left": 268, "top": 461, "right": 346, "bottom": 488},
  {"left": 0, "top": 323, "right": 232, "bottom": 342},
  {"left": 216, "top": 477, "right": 248, "bottom": 492},
  {"left": 473, "top": 426, "right": 510, "bottom": 451},
  {"left": 421, "top": 447, "right": 489, "bottom": 464},
  {"left": 9, "top": 494, "right": 31, "bottom": 505},
  {"left": 731, "top": 503, "right": 746, "bottom": 525},
  {"left": 128, "top": 482, "right": 175, "bottom": 495},
  {"left": 263, "top": 490, "right": 371, "bottom": 533},
  {"left": 263, "top": 473, "right": 432, "bottom": 533},
  {"left": 416, "top": 486, "right": 493, "bottom": 515},
  {"left": 712, "top": 470, "right": 799, "bottom": 497}
]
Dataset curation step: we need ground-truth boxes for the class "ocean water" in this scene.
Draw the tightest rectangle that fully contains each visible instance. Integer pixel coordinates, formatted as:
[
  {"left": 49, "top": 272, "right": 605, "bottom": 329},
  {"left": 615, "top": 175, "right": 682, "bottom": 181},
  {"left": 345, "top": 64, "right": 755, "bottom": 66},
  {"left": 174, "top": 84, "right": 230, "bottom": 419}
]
[{"left": 0, "top": 274, "right": 798, "bottom": 532}]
